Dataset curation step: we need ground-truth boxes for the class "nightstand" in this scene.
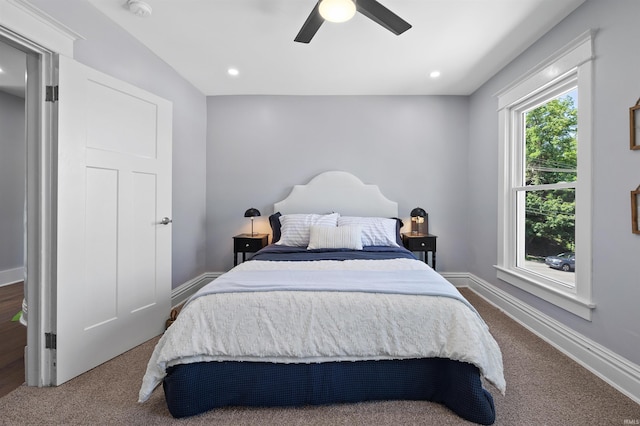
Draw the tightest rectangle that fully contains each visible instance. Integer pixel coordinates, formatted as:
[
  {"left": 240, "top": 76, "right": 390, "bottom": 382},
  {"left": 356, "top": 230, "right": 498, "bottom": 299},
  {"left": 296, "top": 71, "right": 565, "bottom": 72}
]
[
  {"left": 233, "top": 233, "right": 269, "bottom": 266},
  {"left": 401, "top": 233, "right": 437, "bottom": 269}
]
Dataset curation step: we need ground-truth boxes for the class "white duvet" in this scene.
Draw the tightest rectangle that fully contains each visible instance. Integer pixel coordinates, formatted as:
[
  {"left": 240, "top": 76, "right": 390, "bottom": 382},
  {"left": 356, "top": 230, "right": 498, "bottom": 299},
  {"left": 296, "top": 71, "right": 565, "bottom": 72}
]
[{"left": 139, "top": 258, "right": 505, "bottom": 402}]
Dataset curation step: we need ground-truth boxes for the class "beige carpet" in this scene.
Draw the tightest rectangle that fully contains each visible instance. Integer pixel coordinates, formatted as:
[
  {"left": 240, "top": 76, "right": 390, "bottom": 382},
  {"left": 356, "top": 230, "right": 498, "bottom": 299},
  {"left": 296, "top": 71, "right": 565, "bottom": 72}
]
[{"left": 1, "top": 289, "right": 638, "bottom": 425}]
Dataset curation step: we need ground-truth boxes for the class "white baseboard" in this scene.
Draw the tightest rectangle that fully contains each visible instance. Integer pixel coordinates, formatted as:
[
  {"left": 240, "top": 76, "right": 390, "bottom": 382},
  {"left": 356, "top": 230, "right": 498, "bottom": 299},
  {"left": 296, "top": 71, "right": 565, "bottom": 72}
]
[
  {"left": 0, "top": 267, "right": 24, "bottom": 287},
  {"left": 440, "top": 272, "right": 469, "bottom": 288},
  {"left": 452, "top": 272, "right": 640, "bottom": 405},
  {"left": 171, "top": 272, "right": 222, "bottom": 308}
]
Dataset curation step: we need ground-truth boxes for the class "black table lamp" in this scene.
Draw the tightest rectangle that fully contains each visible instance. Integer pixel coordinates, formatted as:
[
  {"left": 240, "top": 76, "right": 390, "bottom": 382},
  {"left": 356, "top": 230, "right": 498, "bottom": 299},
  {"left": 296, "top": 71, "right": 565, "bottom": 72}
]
[
  {"left": 410, "top": 207, "right": 427, "bottom": 235},
  {"left": 244, "top": 208, "right": 261, "bottom": 236}
]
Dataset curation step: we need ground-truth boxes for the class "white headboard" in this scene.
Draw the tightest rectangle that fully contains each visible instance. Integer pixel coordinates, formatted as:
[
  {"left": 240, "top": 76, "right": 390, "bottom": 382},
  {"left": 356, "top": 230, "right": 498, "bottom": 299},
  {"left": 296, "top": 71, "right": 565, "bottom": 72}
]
[{"left": 274, "top": 171, "right": 398, "bottom": 217}]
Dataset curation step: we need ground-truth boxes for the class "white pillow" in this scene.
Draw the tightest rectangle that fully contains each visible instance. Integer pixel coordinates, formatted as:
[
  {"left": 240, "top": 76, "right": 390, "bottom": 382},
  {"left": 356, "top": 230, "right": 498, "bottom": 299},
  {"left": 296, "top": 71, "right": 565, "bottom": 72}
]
[
  {"left": 307, "top": 225, "right": 363, "bottom": 250},
  {"left": 276, "top": 213, "right": 339, "bottom": 247},
  {"left": 337, "top": 216, "right": 400, "bottom": 247}
]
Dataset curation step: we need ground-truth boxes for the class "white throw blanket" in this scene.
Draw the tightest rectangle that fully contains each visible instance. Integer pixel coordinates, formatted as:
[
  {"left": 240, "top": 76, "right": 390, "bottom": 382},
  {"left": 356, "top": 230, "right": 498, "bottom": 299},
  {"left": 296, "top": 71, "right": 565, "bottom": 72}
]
[{"left": 139, "top": 258, "right": 505, "bottom": 402}]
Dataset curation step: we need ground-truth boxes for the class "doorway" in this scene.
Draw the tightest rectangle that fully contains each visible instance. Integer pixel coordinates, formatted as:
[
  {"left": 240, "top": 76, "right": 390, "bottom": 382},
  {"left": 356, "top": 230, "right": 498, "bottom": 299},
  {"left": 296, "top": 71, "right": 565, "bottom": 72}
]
[
  {"left": 0, "top": 37, "right": 27, "bottom": 395},
  {"left": 0, "top": 22, "right": 57, "bottom": 387}
]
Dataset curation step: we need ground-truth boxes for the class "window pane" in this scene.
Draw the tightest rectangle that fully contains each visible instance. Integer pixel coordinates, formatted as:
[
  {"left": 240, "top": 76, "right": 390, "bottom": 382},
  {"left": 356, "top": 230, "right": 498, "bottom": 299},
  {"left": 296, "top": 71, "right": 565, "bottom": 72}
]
[
  {"left": 519, "top": 188, "right": 575, "bottom": 287},
  {"left": 524, "top": 91, "right": 578, "bottom": 185}
]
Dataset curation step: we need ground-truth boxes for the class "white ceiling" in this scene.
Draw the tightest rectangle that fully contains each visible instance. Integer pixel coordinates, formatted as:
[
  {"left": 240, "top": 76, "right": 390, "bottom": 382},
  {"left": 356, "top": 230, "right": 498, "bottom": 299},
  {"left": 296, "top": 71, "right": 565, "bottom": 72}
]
[
  {"left": 86, "top": 0, "right": 585, "bottom": 96},
  {"left": 0, "top": 0, "right": 586, "bottom": 97}
]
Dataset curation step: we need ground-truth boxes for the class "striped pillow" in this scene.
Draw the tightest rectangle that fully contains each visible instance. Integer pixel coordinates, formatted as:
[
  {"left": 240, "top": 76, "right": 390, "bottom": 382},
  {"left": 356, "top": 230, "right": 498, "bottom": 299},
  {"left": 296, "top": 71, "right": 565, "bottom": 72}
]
[
  {"left": 307, "top": 225, "right": 363, "bottom": 250},
  {"left": 276, "top": 213, "right": 339, "bottom": 247},
  {"left": 337, "top": 216, "right": 400, "bottom": 247}
]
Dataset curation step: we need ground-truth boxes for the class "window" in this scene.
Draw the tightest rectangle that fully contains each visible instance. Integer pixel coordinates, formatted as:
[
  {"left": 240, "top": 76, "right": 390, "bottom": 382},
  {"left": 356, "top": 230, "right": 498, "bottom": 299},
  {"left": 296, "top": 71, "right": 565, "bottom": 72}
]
[
  {"left": 519, "top": 85, "right": 577, "bottom": 287},
  {"left": 496, "top": 31, "right": 594, "bottom": 320}
]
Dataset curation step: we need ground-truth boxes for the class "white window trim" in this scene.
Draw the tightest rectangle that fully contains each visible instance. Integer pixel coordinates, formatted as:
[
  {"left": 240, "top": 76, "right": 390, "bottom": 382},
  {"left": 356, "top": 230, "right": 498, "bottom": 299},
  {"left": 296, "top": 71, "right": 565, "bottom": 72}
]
[{"left": 495, "top": 30, "right": 595, "bottom": 320}]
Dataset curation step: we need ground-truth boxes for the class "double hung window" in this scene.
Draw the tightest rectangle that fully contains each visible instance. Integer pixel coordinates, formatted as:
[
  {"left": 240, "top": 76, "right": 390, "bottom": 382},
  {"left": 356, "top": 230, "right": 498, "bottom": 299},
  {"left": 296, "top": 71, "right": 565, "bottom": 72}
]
[{"left": 496, "top": 32, "right": 594, "bottom": 319}]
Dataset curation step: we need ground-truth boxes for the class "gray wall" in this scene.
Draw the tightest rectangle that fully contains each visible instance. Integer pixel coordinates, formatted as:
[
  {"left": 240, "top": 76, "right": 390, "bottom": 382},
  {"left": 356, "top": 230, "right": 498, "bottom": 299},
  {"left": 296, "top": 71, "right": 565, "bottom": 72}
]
[
  {"left": 0, "top": 91, "right": 25, "bottom": 277},
  {"left": 206, "top": 95, "right": 470, "bottom": 271},
  {"left": 468, "top": 0, "right": 640, "bottom": 365},
  {"left": 28, "top": 0, "right": 209, "bottom": 288}
]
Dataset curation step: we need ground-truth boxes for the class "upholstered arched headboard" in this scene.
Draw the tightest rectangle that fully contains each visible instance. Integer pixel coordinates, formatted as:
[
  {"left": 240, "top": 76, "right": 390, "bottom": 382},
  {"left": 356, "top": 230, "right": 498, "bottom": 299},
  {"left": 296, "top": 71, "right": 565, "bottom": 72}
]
[{"left": 274, "top": 171, "right": 398, "bottom": 217}]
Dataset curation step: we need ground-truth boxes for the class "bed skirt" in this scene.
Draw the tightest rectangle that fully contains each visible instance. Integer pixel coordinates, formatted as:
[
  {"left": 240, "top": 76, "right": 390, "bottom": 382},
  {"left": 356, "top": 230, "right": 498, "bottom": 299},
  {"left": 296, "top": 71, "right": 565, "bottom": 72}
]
[{"left": 162, "top": 358, "right": 496, "bottom": 425}]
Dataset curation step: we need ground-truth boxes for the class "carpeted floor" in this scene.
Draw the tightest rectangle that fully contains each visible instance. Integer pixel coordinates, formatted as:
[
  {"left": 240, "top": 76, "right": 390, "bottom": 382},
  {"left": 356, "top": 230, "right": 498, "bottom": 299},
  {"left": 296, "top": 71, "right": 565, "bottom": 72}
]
[{"left": 0, "top": 288, "right": 638, "bottom": 425}]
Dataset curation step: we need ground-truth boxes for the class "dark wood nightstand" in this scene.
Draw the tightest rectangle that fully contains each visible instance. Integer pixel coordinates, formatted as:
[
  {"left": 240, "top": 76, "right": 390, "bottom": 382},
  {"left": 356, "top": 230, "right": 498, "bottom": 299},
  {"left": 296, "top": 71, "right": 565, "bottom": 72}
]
[
  {"left": 401, "top": 233, "right": 437, "bottom": 269},
  {"left": 233, "top": 233, "right": 269, "bottom": 266}
]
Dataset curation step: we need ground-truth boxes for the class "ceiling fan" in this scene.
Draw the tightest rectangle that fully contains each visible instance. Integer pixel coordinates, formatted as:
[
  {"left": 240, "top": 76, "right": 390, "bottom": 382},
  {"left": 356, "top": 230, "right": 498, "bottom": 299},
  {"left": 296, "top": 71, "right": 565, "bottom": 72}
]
[{"left": 295, "top": 0, "right": 412, "bottom": 43}]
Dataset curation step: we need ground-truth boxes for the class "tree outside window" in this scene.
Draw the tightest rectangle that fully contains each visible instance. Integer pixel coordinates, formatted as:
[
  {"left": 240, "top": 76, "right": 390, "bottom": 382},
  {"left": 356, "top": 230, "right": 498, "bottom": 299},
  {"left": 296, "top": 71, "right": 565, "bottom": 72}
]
[{"left": 520, "top": 91, "right": 577, "bottom": 286}]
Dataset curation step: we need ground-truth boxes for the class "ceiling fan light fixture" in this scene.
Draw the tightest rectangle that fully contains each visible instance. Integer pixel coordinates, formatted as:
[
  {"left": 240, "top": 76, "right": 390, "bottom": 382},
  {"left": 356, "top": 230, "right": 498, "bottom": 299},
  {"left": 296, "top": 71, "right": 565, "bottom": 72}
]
[{"left": 319, "top": 0, "right": 357, "bottom": 23}]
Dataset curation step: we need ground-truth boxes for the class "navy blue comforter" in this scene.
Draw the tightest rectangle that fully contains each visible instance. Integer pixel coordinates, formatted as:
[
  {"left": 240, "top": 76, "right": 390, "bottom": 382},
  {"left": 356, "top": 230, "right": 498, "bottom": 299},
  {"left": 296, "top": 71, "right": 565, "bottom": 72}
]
[{"left": 250, "top": 244, "right": 417, "bottom": 262}]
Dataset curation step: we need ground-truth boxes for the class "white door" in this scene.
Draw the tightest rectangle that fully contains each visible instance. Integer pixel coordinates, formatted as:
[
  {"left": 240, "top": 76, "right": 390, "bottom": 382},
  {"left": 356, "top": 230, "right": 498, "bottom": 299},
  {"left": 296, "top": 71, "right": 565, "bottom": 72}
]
[{"left": 54, "top": 55, "right": 172, "bottom": 385}]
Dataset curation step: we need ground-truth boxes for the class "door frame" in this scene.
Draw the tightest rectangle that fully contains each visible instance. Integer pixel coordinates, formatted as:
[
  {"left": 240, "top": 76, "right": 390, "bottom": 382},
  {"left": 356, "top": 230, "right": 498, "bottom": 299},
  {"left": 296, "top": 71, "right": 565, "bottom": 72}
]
[
  {"left": 0, "top": 0, "right": 81, "bottom": 386},
  {"left": 0, "top": 26, "right": 55, "bottom": 387}
]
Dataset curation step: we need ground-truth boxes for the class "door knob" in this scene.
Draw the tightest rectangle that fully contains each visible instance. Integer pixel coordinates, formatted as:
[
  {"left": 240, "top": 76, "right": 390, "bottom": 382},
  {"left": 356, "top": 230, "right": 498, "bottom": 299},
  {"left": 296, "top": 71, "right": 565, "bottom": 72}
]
[{"left": 160, "top": 217, "right": 172, "bottom": 225}]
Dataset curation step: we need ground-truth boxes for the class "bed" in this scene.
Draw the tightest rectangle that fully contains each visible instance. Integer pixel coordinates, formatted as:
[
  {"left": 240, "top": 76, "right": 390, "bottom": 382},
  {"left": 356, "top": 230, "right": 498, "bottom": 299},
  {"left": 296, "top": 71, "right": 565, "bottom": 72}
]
[{"left": 138, "top": 171, "right": 505, "bottom": 425}]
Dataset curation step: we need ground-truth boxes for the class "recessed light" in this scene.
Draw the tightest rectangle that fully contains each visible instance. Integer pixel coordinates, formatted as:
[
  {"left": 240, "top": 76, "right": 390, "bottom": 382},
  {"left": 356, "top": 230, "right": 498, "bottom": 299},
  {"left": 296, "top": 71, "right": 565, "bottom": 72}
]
[
  {"left": 429, "top": 70, "right": 441, "bottom": 78},
  {"left": 227, "top": 67, "right": 239, "bottom": 77}
]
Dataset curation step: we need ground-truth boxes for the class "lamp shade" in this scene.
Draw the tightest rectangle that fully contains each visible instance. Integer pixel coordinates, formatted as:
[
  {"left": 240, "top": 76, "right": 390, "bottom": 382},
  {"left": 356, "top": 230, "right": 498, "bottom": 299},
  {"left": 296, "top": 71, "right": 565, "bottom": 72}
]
[
  {"left": 410, "top": 207, "right": 427, "bottom": 218},
  {"left": 244, "top": 208, "right": 261, "bottom": 218}
]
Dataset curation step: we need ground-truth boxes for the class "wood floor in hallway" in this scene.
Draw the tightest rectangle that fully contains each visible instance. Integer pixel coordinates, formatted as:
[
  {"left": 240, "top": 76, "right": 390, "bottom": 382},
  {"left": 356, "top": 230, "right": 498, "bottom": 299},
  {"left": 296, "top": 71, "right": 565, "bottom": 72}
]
[{"left": 0, "top": 282, "right": 26, "bottom": 398}]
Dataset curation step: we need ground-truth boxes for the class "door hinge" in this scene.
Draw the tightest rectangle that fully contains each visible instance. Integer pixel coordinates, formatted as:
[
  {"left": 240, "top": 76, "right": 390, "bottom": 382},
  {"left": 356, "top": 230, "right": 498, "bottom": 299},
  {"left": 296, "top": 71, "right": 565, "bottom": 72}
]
[
  {"left": 45, "top": 332, "right": 57, "bottom": 349},
  {"left": 45, "top": 85, "right": 58, "bottom": 102}
]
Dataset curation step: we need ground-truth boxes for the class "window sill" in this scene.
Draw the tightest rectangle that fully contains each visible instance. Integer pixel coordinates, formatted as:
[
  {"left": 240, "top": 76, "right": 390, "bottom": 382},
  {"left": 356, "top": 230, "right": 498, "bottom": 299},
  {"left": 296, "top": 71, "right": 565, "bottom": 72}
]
[{"left": 495, "top": 265, "right": 595, "bottom": 320}]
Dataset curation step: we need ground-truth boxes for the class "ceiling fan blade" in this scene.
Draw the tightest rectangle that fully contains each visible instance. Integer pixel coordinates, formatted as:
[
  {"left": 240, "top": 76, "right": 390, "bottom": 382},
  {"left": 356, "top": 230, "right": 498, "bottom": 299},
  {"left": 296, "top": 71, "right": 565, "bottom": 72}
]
[
  {"left": 356, "top": 0, "right": 412, "bottom": 35},
  {"left": 294, "top": 2, "right": 324, "bottom": 43}
]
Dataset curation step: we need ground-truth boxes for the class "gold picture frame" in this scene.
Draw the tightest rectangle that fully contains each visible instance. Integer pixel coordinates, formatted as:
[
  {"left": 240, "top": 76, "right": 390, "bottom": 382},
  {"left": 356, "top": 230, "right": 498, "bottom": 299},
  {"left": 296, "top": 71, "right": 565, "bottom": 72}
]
[
  {"left": 632, "top": 185, "right": 640, "bottom": 234},
  {"left": 630, "top": 98, "right": 640, "bottom": 150}
]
